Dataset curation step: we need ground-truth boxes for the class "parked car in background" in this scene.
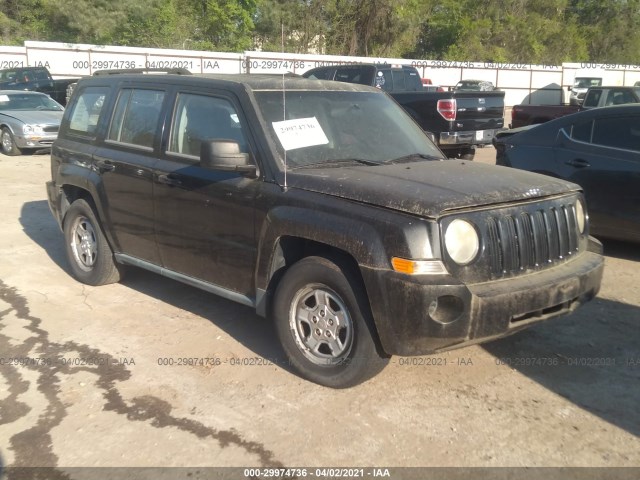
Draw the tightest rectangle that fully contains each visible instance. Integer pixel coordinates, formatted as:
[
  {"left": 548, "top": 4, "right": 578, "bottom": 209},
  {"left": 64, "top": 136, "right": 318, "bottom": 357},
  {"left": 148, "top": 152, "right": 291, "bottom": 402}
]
[
  {"left": 0, "top": 90, "right": 64, "bottom": 156},
  {"left": 509, "top": 85, "right": 640, "bottom": 128},
  {"left": 569, "top": 77, "right": 602, "bottom": 105},
  {"left": 509, "top": 104, "right": 580, "bottom": 128},
  {"left": 581, "top": 86, "right": 640, "bottom": 110},
  {"left": 303, "top": 64, "right": 505, "bottom": 160},
  {"left": 421, "top": 78, "right": 445, "bottom": 92},
  {"left": 0, "top": 66, "right": 78, "bottom": 106},
  {"left": 453, "top": 80, "right": 495, "bottom": 92},
  {"left": 494, "top": 104, "right": 640, "bottom": 243}
]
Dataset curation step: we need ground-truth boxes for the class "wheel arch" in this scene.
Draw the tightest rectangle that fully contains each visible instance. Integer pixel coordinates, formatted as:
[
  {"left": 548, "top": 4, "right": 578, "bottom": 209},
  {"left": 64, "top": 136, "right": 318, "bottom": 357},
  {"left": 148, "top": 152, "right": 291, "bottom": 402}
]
[
  {"left": 59, "top": 180, "right": 117, "bottom": 251},
  {"left": 256, "top": 212, "right": 391, "bottom": 359}
]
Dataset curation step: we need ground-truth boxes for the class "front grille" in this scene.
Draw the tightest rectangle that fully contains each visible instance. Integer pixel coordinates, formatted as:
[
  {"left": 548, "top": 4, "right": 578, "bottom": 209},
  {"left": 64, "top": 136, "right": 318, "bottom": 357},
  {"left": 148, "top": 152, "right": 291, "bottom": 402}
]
[
  {"left": 485, "top": 204, "right": 579, "bottom": 277},
  {"left": 43, "top": 125, "right": 59, "bottom": 133}
]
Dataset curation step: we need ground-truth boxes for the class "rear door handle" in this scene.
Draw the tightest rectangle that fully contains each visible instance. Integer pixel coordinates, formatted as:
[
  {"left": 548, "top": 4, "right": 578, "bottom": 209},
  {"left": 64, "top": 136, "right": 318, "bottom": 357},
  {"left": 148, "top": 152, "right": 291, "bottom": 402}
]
[
  {"left": 157, "top": 174, "right": 183, "bottom": 187},
  {"left": 564, "top": 158, "right": 590, "bottom": 168},
  {"left": 95, "top": 159, "right": 115, "bottom": 173}
]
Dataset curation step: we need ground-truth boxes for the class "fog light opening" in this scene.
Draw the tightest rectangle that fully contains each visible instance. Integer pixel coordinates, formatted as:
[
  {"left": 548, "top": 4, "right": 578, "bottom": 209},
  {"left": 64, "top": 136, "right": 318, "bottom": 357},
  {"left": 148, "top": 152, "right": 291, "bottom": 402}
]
[{"left": 428, "top": 295, "right": 464, "bottom": 325}]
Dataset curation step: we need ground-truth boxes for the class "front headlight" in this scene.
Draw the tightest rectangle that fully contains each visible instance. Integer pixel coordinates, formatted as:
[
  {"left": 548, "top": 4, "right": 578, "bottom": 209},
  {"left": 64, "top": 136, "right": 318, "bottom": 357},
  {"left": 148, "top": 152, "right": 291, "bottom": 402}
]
[
  {"left": 22, "top": 124, "right": 44, "bottom": 135},
  {"left": 444, "top": 219, "right": 480, "bottom": 265},
  {"left": 575, "top": 199, "right": 586, "bottom": 234}
]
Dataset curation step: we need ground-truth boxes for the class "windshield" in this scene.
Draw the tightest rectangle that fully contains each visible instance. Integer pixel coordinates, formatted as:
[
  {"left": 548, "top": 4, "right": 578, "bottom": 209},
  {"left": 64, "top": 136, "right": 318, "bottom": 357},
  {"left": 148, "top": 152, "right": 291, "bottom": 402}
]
[
  {"left": 574, "top": 78, "right": 602, "bottom": 88},
  {"left": 254, "top": 90, "right": 443, "bottom": 169},
  {"left": 0, "top": 93, "right": 63, "bottom": 112}
]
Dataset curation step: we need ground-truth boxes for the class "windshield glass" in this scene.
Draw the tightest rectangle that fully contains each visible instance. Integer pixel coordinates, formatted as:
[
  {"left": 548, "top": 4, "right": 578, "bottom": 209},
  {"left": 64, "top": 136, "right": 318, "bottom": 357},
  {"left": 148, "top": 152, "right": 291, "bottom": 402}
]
[
  {"left": 0, "top": 93, "right": 63, "bottom": 111},
  {"left": 574, "top": 78, "right": 602, "bottom": 88},
  {"left": 254, "top": 90, "right": 443, "bottom": 169}
]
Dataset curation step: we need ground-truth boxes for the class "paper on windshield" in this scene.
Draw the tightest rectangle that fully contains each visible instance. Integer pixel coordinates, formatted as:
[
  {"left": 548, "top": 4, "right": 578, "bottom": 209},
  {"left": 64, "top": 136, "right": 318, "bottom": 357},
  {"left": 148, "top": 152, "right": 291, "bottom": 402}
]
[
  {"left": 272, "top": 117, "right": 329, "bottom": 151},
  {"left": 0, "top": 95, "right": 9, "bottom": 102}
]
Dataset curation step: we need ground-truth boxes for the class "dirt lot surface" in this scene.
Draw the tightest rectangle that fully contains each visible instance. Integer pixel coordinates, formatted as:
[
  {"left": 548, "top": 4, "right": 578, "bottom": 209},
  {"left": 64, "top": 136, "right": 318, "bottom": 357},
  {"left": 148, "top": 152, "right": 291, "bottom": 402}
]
[{"left": 0, "top": 149, "right": 638, "bottom": 479}]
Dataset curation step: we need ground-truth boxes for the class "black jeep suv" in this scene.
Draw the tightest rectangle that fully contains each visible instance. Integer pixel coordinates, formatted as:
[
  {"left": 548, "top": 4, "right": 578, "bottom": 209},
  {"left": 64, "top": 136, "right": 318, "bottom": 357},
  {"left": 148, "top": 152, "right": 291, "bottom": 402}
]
[{"left": 47, "top": 72, "right": 604, "bottom": 387}]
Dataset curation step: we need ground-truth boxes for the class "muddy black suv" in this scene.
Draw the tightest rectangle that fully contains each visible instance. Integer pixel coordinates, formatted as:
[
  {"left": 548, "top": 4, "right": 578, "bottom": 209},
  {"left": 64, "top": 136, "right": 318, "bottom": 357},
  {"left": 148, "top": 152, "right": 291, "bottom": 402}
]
[{"left": 47, "top": 72, "right": 604, "bottom": 387}]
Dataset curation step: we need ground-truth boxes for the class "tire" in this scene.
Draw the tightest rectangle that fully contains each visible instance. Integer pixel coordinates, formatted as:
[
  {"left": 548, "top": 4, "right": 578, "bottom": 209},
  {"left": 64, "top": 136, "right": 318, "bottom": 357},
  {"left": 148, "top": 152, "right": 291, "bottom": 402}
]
[
  {"left": 1, "top": 127, "right": 22, "bottom": 156},
  {"left": 459, "top": 147, "right": 475, "bottom": 160},
  {"left": 63, "top": 199, "right": 123, "bottom": 286},
  {"left": 273, "top": 256, "right": 388, "bottom": 388}
]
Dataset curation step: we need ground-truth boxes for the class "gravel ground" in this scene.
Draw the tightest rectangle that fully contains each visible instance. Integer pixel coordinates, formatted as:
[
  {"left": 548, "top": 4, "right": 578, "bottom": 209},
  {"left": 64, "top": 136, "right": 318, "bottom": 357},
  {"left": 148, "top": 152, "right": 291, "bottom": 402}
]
[{"left": 0, "top": 150, "right": 638, "bottom": 480}]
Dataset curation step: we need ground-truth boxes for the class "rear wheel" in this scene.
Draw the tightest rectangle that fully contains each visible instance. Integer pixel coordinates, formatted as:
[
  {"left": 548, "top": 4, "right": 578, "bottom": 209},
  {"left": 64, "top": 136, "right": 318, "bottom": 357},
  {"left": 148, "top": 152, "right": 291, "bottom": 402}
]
[
  {"left": 459, "top": 146, "right": 475, "bottom": 160},
  {"left": 1, "top": 127, "right": 22, "bottom": 156},
  {"left": 63, "top": 199, "right": 123, "bottom": 285},
  {"left": 273, "top": 256, "right": 388, "bottom": 388}
]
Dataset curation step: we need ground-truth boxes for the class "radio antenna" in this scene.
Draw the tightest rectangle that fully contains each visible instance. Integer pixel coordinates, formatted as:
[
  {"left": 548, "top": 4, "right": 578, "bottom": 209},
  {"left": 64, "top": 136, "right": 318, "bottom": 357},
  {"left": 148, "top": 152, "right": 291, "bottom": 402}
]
[{"left": 281, "top": 21, "right": 288, "bottom": 191}]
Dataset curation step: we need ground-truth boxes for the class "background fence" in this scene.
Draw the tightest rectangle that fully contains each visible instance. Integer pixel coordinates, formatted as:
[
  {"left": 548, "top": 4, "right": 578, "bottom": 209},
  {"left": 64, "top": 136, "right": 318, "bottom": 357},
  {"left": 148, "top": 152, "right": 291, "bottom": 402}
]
[{"left": 3, "top": 41, "right": 640, "bottom": 107}]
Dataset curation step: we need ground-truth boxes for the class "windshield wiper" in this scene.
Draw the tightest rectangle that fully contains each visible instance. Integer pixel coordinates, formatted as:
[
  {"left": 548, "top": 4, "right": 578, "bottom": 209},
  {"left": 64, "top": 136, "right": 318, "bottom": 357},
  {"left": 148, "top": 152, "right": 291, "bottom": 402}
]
[
  {"left": 293, "top": 158, "right": 382, "bottom": 169},
  {"left": 382, "top": 153, "right": 444, "bottom": 164}
]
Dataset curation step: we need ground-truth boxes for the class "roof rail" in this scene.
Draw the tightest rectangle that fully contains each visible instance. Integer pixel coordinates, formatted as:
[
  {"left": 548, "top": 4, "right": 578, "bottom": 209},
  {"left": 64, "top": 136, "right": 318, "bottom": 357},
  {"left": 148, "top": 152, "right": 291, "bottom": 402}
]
[{"left": 92, "top": 68, "right": 192, "bottom": 76}]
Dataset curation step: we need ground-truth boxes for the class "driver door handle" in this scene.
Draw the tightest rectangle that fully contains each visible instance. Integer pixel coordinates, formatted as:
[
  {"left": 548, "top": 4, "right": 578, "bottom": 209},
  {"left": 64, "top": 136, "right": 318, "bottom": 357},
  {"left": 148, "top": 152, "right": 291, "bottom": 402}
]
[
  {"left": 565, "top": 158, "right": 590, "bottom": 168},
  {"left": 157, "top": 174, "right": 183, "bottom": 187},
  {"left": 95, "top": 159, "right": 115, "bottom": 173}
]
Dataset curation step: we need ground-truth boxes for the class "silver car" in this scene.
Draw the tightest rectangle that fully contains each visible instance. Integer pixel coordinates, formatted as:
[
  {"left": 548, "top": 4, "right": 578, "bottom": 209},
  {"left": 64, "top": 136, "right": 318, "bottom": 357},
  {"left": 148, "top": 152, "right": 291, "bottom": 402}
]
[{"left": 0, "top": 90, "right": 64, "bottom": 156}]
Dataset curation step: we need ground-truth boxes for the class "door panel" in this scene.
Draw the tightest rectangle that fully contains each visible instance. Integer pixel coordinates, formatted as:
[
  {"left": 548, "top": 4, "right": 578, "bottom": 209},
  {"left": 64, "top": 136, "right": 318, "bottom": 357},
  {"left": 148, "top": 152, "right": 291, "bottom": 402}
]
[
  {"left": 154, "top": 92, "right": 258, "bottom": 295},
  {"left": 95, "top": 87, "right": 166, "bottom": 263},
  {"left": 554, "top": 119, "right": 640, "bottom": 240}
]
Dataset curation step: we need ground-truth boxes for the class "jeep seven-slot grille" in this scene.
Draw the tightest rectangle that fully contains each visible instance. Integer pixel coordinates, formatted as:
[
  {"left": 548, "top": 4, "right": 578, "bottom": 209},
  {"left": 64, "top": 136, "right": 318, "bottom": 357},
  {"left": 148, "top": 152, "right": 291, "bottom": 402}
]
[{"left": 486, "top": 204, "right": 579, "bottom": 277}]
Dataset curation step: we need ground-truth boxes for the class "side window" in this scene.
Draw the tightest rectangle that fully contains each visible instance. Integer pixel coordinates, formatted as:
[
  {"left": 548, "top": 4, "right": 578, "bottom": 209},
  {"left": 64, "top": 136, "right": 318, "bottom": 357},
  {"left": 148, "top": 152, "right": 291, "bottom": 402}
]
[
  {"left": 307, "top": 68, "right": 334, "bottom": 80},
  {"left": 592, "top": 116, "right": 640, "bottom": 151},
  {"left": 67, "top": 87, "right": 109, "bottom": 136},
  {"left": 404, "top": 70, "right": 422, "bottom": 91},
  {"left": 34, "top": 69, "right": 50, "bottom": 81},
  {"left": 583, "top": 90, "right": 601, "bottom": 107},
  {"left": 107, "top": 89, "right": 165, "bottom": 148},
  {"left": 571, "top": 120, "right": 593, "bottom": 143},
  {"left": 605, "top": 89, "right": 634, "bottom": 106},
  {"left": 335, "top": 67, "right": 368, "bottom": 85},
  {"left": 390, "top": 70, "right": 406, "bottom": 91},
  {"left": 380, "top": 70, "right": 393, "bottom": 91},
  {"left": 168, "top": 93, "right": 248, "bottom": 158}
]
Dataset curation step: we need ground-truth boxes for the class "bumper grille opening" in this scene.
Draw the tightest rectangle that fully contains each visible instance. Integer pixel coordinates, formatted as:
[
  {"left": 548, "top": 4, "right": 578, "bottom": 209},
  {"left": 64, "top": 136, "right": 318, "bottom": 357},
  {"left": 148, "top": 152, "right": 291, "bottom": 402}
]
[{"left": 510, "top": 297, "right": 578, "bottom": 325}]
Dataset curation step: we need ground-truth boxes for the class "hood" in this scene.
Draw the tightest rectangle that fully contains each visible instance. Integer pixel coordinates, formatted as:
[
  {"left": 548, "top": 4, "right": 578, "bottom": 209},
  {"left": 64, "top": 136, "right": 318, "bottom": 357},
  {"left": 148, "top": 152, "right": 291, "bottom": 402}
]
[
  {"left": 0, "top": 110, "right": 63, "bottom": 125},
  {"left": 286, "top": 160, "right": 579, "bottom": 218}
]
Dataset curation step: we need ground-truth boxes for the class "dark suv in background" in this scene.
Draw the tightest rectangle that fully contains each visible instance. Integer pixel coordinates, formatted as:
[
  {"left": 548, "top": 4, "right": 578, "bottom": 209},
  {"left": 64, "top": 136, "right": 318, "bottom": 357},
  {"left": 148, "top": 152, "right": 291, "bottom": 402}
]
[{"left": 303, "top": 64, "right": 505, "bottom": 161}]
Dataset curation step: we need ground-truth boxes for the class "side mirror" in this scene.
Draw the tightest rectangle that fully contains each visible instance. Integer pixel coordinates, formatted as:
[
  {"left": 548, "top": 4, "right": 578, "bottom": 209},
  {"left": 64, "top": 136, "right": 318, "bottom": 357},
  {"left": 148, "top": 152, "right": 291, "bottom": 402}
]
[{"left": 200, "top": 140, "right": 257, "bottom": 178}]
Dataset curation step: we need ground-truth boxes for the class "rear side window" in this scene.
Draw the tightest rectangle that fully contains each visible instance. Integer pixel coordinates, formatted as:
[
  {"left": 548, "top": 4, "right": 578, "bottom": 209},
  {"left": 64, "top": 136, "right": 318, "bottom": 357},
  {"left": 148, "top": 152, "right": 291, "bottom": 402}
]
[
  {"left": 404, "top": 70, "right": 422, "bottom": 91},
  {"left": 306, "top": 68, "right": 334, "bottom": 80},
  {"left": 592, "top": 116, "right": 640, "bottom": 151},
  {"left": 334, "top": 67, "right": 374, "bottom": 86},
  {"left": 379, "top": 70, "right": 393, "bottom": 91},
  {"left": 571, "top": 120, "right": 593, "bottom": 142},
  {"left": 108, "top": 89, "right": 165, "bottom": 149},
  {"left": 33, "top": 68, "right": 50, "bottom": 81},
  {"left": 67, "top": 86, "right": 109, "bottom": 136},
  {"left": 605, "top": 89, "right": 636, "bottom": 106},
  {"left": 390, "top": 70, "right": 406, "bottom": 91}
]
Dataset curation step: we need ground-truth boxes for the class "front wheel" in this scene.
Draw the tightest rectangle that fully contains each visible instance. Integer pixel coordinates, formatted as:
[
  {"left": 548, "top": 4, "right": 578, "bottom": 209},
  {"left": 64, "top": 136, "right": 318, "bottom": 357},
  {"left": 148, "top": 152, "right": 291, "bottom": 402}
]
[
  {"left": 63, "top": 199, "right": 123, "bottom": 286},
  {"left": 273, "top": 256, "right": 388, "bottom": 388},
  {"left": 1, "top": 127, "right": 22, "bottom": 156}
]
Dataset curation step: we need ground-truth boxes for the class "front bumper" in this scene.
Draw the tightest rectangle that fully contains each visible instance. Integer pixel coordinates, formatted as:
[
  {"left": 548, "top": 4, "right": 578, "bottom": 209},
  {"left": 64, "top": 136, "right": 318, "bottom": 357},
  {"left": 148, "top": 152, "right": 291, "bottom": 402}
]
[
  {"left": 363, "top": 240, "right": 604, "bottom": 356},
  {"left": 15, "top": 133, "right": 58, "bottom": 149},
  {"left": 439, "top": 129, "right": 498, "bottom": 146}
]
